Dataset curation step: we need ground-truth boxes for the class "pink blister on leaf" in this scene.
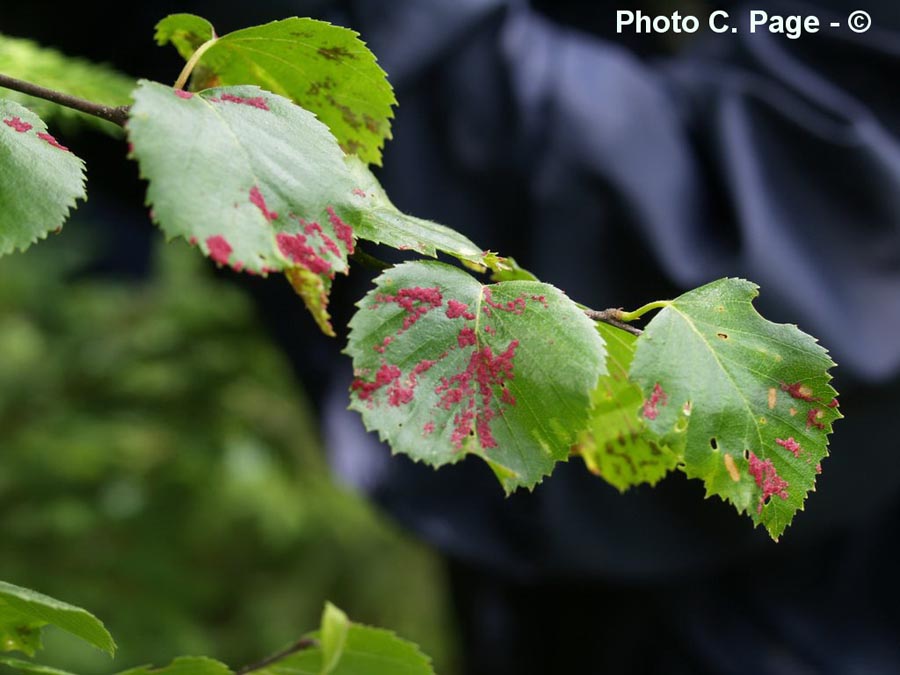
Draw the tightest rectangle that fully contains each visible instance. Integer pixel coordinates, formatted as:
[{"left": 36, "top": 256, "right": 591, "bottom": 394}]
[
  {"left": 642, "top": 383, "right": 668, "bottom": 420},
  {"left": 775, "top": 437, "right": 802, "bottom": 457},
  {"left": 326, "top": 206, "right": 354, "bottom": 255},
  {"left": 276, "top": 232, "right": 332, "bottom": 276},
  {"left": 3, "top": 117, "right": 32, "bottom": 132},
  {"left": 37, "top": 132, "right": 69, "bottom": 151},
  {"left": 374, "top": 286, "right": 443, "bottom": 333},
  {"left": 446, "top": 300, "right": 476, "bottom": 320},
  {"left": 249, "top": 186, "right": 278, "bottom": 222},
  {"left": 436, "top": 340, "right": 519, "bottom": 450},
  {"left": 219, "top": 93, "right": 269, "bottom": 110},
  {"left": 206, "top": 235, "right": 233, "bottom": 265},
  {"left": 748, "top": 451, "right": 789, "bottom": 513}
]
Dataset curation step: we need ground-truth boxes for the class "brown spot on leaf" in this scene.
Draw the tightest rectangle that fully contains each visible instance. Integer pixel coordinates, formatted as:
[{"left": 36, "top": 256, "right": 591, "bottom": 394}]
[
  {"left": 306, "top": 79, "right": 335, "bottom": 96},
  {"left": 781, "top": 382, "right": 819, "bottom": 402},
  {"left": 724, "top": 454, "right": 740, "bottom": 482},
  {"left": 327, "top": 95, "right": 362, "bottom": 129},
  {"left": 363, "top": 113, "right": 381, "bottom": 134},
  {"left": 342, "top": 139, "right": 363, "bottom": 155},
  {"left": 768, "top": 387, "right": 777, "bottom": 409},
  {"left": 318, "top": 46, "right": 357, "bottom": 62},
  {"left": 806, "top": 408, "right": 826, "bottom": 430}
]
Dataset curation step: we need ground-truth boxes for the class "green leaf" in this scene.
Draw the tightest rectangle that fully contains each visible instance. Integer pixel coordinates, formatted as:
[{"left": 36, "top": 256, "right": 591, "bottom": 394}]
[
  {"left": 127, "top": 81, "right": 498, "bottom": 334},
  {"left": 154, "top": 14, "right": 215, "bottom": 61},
  {"left": 630, "top": 278, "right": 840, "bottom": 539},
  {"left": 127, "top": 80, "right": 359, "bottom": 335},
  {"left": 0, "top": 34, "right": 134, "bottom": 135},
  {"left": 319, "top": 603, "right": 349, "bottom": 675},
  {"left": 346, "top": 158, "right": 489, "bottom": 269},
  {"left": 0, "top": 657, "right": 77, "bottom": 675},
  {"left": 0, "top": 101, "right": 85, "bottom": 257},
  {"left": 116, "top": 657, "right": 231, "bottom": 675},
  {"left": 155, "top": 14, "right": 395, "bottom": 165},
  {"left": 489, "top": 257, "right": 539, "bottom": 283},
  {"left": 259, "top": 626, "right": 433, "bottom": 675},
  {"left": 0, "top": 618, "right": 41, "bottom": 658},
  {"left": 346, "top": 261, "right": 606, "bottom": 492},
  {"left": 0, "top": 581, "right": 115, "bottom": 656},
  {"left": 575, "top": 323, "right": 678, "bottom": 491}
]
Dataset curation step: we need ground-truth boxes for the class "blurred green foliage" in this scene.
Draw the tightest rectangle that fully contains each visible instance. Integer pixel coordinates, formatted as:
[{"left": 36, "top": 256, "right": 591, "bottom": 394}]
[
  {"left": 0, "top": 232, "right": 456, "bottom": 674},
  {"left": 0, "top": 34, "right": 134, "bottom": 136}
]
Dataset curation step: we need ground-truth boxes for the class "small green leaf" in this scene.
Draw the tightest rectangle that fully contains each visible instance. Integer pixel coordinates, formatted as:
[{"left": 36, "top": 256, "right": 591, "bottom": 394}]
[
  {"left": 0, "top": 581, "right": 115, "bottom": 656},
  {"left": 319, "top": 603, "right": 349, "bottom": 675},
  {"left": 154, "top": 14, "right": 396, "bottom": 165},
  {"left": 489, "top": 257, "right": 539, "bottom": 283},
  {"left": 259, "top": 625, "right": 433, "bottom": 675},
  {"left": 0, "top": 101, "right": 85, "bottom": 257},
  {"left": 116, "top": 657, "right": 231, "bottom": 675},
  {"left": 630, "top": 278, "right": 840, "bottom": 539},
  {"left": 0, "top": 657, "right": 77, "bottom": 675},
  {"left": 154, "top": 14, "right": 215, "bottom": 61},
  {"left": 0, "top": 618, "right": 41, "bottom": 658},
  {"left": 0, "top": 34, "right": 134, "bottom": 135},
  {"left": 127, "top": 80, "right": 359, "bottom": 335},
  {"left": 575, "top": 323, "right": 678, "bottom": 491},
  {"left": 346, "top": 261, "right": 606, "bottom": 492}
]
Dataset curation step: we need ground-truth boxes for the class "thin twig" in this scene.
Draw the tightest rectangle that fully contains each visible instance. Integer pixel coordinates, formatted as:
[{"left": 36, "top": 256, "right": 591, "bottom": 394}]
[
  {"left": 235, "top": 637, "right": 318, "bottom": 675},
  {"left": 584, "top": 308, "right": 643, "bottom": 336},
  {"left": 0, "top": 72, "right": 130, "bottom": 126}
]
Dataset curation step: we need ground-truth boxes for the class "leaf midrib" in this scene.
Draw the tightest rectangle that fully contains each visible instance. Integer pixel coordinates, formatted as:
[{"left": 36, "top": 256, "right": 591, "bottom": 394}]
[{"left": 668, "top": 303, "right": 766, "bottom": 455}]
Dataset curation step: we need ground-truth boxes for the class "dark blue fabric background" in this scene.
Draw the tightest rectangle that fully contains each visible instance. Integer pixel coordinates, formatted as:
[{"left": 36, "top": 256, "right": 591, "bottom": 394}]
[{"left": 321, "top": 2, "right": 900, "bottom": 671}]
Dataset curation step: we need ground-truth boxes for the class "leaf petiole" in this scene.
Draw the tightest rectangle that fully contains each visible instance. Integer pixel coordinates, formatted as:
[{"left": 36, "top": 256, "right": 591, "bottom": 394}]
[
  {"left": 618, "top": 299, "right": 672, "bottom": 322},
  {"left": 173, "top": 37, "right": 217, "bottom": 91}
]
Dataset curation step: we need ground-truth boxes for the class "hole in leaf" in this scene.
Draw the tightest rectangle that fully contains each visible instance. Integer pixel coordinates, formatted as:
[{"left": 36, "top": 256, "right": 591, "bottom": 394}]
[
  {"left": 710, "top": 438, "right": 718, "bottom": 450},
  {"left": 717, "top": 332, "right": 729, "bottom": 339},
  {"left": 743, "top": 449, "right": 750, "bottom": 461}
]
